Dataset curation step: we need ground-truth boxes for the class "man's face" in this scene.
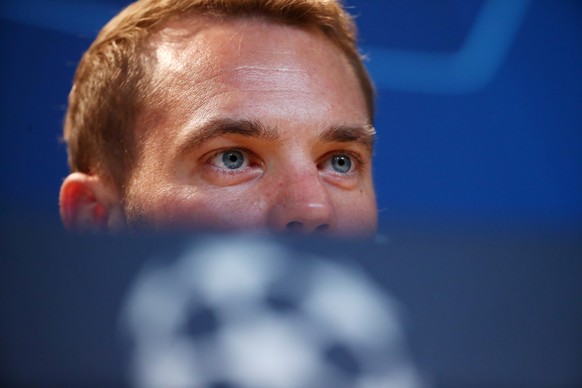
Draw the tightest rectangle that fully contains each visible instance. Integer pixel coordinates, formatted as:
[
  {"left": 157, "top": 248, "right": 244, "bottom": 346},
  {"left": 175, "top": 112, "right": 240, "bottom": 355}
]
[{"left": 123, "top": 16, "right": 377, "bottom": 236}]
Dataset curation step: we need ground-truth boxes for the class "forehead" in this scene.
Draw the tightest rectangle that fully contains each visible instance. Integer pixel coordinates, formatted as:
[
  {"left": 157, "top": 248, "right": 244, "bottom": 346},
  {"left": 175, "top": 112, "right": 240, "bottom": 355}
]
[
  {"left": 151, "top": 15, "right": 347, "bottom": 78},
  {"left": 141, "top": 15, "right": 368, "bottom": 136}
]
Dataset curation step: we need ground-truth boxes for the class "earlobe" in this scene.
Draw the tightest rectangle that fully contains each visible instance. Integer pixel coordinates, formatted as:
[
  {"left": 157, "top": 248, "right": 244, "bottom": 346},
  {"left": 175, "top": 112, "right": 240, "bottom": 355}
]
[{"left": 59, "top": 172, "right": 125, "bottom": 232}]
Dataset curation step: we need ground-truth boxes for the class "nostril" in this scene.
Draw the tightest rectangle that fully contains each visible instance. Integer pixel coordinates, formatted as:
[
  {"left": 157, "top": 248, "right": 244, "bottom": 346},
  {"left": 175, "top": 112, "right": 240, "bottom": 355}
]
[
  {"left": 285, "top": 221, "right": 330, "bottom": 233},
  {"left": 286, "top": 221, "right": 303, "bottom": 231}
]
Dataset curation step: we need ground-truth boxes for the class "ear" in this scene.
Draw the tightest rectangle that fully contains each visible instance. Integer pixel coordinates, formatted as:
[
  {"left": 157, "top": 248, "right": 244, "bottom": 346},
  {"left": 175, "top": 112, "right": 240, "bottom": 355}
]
[{"left": 59, "top": 172, "right": 126, "bottom": 232}]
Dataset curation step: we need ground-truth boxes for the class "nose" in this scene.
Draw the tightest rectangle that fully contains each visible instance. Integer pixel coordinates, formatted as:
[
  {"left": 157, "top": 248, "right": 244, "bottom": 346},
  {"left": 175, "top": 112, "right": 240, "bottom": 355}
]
[{"left": 267, "top": 168, "right": 336, "bottom": 234}]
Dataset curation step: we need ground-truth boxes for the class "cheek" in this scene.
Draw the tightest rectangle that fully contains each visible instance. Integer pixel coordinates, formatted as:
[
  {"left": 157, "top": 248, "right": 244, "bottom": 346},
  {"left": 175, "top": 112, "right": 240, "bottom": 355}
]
[
  {"left": 332, "top": 188, "right": 378, "bottom": 234},
  {"left": 127, "top": 184, "right": 271, "bottom": 230},
  {"left": 195, "top": 189, "right": 271, "bottom": 229}
]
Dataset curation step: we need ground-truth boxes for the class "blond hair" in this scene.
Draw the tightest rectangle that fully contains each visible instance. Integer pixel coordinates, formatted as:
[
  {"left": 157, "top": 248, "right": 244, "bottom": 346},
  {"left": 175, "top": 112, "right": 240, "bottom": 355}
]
[{"left": 64, "top": 0, "right": 375, "bottom": 189}]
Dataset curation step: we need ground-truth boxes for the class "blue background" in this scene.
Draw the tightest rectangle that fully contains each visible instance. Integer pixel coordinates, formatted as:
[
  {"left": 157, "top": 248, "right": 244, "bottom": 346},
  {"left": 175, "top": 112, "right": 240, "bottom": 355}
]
[{"left": 0, "top": 0, "right": 580, "bottom": 231}]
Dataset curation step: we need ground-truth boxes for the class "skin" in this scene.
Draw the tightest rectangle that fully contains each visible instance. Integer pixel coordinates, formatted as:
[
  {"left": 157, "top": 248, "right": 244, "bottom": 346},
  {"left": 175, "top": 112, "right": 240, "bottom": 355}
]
[{"left": 118, "top": 16, "right": 377, "bottom": 236}]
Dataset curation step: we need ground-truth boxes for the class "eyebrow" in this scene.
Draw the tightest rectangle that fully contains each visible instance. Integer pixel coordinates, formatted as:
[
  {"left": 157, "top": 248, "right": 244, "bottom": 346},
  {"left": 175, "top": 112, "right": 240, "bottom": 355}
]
[
  {"left": 318, "top": 124, "right": 376, "bottom": 150},
  {"left": 176, "top": 118, "right": 279, "bottom": 154},
  {"left": 176, "top": 118, "right": 376, "bottom": 155}
]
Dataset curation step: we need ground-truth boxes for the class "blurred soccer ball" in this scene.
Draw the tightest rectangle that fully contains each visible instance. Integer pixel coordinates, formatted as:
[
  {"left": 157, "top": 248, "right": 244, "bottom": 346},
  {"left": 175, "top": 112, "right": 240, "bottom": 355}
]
[{"left": 122, "top": 236, "right": 425, "bottom": 388}]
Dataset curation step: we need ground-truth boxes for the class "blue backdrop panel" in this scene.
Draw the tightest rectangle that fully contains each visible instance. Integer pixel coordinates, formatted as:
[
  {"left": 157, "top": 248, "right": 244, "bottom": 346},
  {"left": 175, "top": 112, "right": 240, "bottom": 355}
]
[
  {"left": 1, "top": 225, "right": 581, "bottom": 387},
  {"left": 0, "top": 0, "right": 580, "bottom": 229}
]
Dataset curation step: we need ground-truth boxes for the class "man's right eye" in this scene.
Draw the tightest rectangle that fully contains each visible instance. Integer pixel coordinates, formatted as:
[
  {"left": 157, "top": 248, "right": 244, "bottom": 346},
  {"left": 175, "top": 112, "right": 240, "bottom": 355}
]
[{"left": 209, "top": 149, "right": 250, "bottom": 170}]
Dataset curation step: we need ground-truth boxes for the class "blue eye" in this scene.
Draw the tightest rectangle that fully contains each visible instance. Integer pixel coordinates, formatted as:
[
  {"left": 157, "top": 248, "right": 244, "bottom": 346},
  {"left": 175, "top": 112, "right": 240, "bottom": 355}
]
[
  {"left": 221, "top": 150, "right": 245, "bottom": 169},
  {"left": 331, "top": 154, "right": 352, "bottom": 173}
]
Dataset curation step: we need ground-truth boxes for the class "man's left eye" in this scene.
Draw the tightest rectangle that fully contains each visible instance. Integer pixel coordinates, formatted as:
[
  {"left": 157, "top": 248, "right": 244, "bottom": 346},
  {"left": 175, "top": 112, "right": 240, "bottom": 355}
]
[{"left": 323, "top": 154, "right": 354, "bottom": 173}]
